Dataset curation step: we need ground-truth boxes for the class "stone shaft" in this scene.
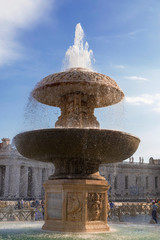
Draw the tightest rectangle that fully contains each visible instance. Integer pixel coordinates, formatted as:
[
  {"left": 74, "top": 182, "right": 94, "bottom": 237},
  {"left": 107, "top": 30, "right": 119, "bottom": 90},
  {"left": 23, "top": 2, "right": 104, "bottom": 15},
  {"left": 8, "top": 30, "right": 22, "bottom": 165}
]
[
  {"left": 49, "top": 158, "right": 104, "bottom": 180},
  {"left": 55, "top": 92, "right": 99, "bottom": 128}
]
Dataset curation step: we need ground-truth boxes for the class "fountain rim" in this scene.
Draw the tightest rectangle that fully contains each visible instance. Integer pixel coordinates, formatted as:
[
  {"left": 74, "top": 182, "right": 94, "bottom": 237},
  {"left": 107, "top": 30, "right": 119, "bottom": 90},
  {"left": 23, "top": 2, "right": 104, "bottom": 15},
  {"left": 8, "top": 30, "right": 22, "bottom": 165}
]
[
  {"left": 13, "top": 128, "right": 140, "bottom": 167},
  {"left": 32, "top": 67, "right": 124, "bottom": 108},
  {"left": 14, "top": 128, "right": 140, "bottom": 143}
]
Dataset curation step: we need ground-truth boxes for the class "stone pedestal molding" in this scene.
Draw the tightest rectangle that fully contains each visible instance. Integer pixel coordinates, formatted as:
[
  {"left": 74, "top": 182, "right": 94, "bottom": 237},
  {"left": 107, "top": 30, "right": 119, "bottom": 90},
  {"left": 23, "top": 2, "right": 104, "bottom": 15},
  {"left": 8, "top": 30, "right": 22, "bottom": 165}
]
[{"left": 42, "top": 179, "right": 110, "bottom": 232}]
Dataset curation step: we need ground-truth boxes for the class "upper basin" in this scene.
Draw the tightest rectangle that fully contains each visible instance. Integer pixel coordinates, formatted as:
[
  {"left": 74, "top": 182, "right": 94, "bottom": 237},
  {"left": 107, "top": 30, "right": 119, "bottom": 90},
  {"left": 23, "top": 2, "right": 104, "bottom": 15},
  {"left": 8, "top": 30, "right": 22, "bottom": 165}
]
[
  {"left": 32, "top": 68, "right": 124, "bottom": 108},
  {"left": 14, "top": 128, "right": 140, "bottom": 164}
]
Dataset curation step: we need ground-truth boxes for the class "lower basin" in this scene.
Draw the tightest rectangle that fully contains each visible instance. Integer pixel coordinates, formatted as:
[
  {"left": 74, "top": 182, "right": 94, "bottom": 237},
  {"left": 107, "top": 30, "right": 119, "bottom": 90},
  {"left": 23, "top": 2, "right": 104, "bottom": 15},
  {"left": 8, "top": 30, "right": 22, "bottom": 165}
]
[{"left": 14, "top": 128, "right": 140, "bottom": 164}]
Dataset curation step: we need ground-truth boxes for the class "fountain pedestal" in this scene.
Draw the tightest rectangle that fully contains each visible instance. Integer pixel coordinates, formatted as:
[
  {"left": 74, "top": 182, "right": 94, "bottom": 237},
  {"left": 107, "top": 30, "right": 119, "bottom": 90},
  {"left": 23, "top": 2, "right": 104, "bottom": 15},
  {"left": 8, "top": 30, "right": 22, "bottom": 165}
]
[{"left": 42, "top": 179, "right": 110, "bottom": 232}]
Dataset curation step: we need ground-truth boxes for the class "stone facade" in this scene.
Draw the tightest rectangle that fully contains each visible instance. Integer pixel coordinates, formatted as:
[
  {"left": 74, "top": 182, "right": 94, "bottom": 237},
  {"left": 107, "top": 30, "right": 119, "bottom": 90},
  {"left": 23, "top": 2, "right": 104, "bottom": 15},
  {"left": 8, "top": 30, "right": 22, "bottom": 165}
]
[
  {"left": 0, "top": 138, "right": 53, "bottom": 200},
  {"left": 0, "top": 138, "right": 160, "bottom": 201},
  {"left": 100, "top": 157, "right": 160, "bottom": 201}
]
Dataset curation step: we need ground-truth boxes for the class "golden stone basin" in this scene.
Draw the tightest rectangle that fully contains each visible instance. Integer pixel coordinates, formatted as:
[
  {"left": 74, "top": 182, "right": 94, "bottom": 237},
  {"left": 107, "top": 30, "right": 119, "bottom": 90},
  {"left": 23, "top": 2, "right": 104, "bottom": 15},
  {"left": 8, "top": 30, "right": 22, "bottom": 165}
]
[{"left": 14, "top": 128, "right": 140, "bottom": 179}]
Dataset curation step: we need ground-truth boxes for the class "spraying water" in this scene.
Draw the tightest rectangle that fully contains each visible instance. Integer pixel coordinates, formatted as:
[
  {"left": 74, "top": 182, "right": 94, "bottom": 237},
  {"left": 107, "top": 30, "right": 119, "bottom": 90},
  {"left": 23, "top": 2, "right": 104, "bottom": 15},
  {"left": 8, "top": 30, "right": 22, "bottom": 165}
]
[
  {"left": 62, "top": 23, "right": 94, "bottom": 70},
  {"left": 24, "top": 23, "right": 94, "bottom": 131}
]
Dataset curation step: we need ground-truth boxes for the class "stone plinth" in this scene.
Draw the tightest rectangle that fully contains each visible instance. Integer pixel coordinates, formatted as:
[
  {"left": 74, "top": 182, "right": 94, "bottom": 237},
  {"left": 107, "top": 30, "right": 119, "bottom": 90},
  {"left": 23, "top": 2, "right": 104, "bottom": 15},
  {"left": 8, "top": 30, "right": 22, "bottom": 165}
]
[{"left": 42, "top": 179, "right": 110, "bottom": 232}]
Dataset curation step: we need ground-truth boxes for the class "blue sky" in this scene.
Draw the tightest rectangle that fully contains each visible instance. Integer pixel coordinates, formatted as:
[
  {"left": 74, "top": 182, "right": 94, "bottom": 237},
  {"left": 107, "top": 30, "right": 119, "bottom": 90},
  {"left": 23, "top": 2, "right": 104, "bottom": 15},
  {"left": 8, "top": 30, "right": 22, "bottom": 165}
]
[{"left": 0, "top": 0, "right": 160, "bottom": 161}]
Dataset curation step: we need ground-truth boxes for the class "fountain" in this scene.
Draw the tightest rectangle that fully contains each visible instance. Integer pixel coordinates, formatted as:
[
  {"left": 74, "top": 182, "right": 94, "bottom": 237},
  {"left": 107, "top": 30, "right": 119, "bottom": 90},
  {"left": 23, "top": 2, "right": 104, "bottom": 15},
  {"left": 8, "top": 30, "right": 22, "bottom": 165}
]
[
  {"left": 14, "top": 66, "right": 140, "bottom": 232},
  {"left": 13, "top": 24, "right": 140, "bottom": 233}
]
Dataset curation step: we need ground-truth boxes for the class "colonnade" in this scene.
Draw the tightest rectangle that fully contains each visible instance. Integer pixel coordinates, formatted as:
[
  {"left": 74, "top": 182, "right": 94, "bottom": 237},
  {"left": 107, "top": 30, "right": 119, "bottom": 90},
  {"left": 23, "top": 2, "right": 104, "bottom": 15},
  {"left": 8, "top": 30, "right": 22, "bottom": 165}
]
[
  {"left": 1, "top": 138, "right": 160, "bottom": 201},
  {"left": 0, "top": 164, "right": 53, "bottom": 200}
]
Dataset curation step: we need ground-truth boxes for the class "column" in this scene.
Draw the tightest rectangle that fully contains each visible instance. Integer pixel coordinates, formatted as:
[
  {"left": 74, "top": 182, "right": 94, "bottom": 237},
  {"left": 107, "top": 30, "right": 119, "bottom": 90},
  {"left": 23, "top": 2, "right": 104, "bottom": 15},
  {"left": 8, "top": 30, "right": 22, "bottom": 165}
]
[
  {"left": 9, "top": 165, "right": 21, "bottom": 199},
  {"left": 23, "top": 166, "right": 29, "bottom": 198},
  {"left": 4, "top": 166, "right": 10, "bottom": 198},
  {"left": 38, "top": 168, "right": 42, "bottom": 198},
  {"left": 32, "top": 167, "right": 42, "bottom": 199},
  {"left": 19, "top": 166, "right": 28, "bottom": 198},
  {"left": 0, "top": 166, "right": 5, "bottom": 197},
  {"left": 41, "top": 168, "right": 48, "bottom": 197},
  {"left": 42, "top": 168, "right": 48, "bottom": 181},
  {"left": 0, "top": 167, "right": 1, "bottom": 196}
]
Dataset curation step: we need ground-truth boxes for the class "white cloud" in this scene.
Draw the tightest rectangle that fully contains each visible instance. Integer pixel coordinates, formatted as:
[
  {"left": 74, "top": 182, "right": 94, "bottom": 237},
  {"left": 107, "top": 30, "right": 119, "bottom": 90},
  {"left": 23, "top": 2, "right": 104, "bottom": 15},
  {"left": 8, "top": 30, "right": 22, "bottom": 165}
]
[
  {"left": 153, "top": 102, "right": 160, "bottom": 113},
  {"left": 128, "top": 29, "right": 146, "bottom": 36},
  {"left": 115, "top": 65, "right": 126, "bottom": 69},
  {"left": 124, "top": 76, "right": 149, "bottom": 81},
  {"left": 0, "top": 0, "right": 54, "bottom": 66},
  {"left": 126, "top": 95, "right": 153, "bottom": 105},
  {"left": 126, "top": 93, "right": 160, "bottom": 113}
]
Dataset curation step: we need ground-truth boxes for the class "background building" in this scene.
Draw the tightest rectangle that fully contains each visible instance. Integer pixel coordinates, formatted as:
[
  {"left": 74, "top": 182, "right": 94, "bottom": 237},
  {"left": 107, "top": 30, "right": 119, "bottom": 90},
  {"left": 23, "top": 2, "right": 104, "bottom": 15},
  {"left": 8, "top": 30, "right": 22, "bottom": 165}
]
[
  {"left": 0, "top": 138, "right": 159, "bottom": 201},
  {"left": 0, "top": 138, "right": 53, "bottom": 200},
  {"left": 100, "top": 157, "right": 160, "bottom": 201}
]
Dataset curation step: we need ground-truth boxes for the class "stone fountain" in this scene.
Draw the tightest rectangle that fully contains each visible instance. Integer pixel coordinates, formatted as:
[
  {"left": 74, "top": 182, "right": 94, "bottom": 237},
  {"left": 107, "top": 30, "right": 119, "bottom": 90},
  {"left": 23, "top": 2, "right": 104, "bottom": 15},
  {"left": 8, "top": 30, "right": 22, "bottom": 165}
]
[{"left": 14, "top": 67, "right": 140, "bottom": 233}]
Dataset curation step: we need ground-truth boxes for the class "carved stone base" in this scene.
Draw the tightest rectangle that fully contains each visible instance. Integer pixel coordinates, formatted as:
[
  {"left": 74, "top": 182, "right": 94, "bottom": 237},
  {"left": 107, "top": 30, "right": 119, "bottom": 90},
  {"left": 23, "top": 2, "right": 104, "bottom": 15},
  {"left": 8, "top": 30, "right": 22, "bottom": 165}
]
[{"left": 42, "top": 179, "right": 110, "bottom": 232}]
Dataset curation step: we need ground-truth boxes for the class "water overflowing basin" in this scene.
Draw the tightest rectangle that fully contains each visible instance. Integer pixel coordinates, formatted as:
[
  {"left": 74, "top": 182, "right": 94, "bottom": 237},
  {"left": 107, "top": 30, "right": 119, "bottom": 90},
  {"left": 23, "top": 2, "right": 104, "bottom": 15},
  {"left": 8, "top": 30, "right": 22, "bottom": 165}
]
[{"left": 14, "top": 128, "right": 139, "bottom": 163}]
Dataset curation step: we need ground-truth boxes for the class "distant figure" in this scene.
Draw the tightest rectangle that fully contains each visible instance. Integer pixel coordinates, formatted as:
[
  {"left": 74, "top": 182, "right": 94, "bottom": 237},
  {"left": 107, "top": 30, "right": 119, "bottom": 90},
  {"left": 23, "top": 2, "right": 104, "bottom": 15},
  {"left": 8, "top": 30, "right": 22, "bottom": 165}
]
[
  {"left": 110, "top": 201, "right": 114, "bottom": 209},
  {"left": 20, "top": 199, "right": 24, "bottom": 208},
  {"left": 35, "top": 205, "right": 43, "bottom": 221},
  {"left": 108, "top": 201, "right": 115, "bottom": 219},
  {"left": 31, "top": 201, "right": 35, "bottom": 208},
  {"left": 152, "top": 202, "right": 157, "bottom": 224},
  {"left": 35, "top": 199, "right": 40, "bottom": 208},
  {"left": 41, "top": 199, "right": 45, "bottom": 206},
  {"left": 17, "top": 200, "right": 21, "bottom": 209}
]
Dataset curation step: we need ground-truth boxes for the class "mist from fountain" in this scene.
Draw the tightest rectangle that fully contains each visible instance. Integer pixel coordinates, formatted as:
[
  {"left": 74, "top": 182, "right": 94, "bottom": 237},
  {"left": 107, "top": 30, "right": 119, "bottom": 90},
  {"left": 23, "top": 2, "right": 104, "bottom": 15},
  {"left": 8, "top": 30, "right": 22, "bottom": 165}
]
[{"left": 24, "top": 94, "right": 60, "bottom": 132}]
